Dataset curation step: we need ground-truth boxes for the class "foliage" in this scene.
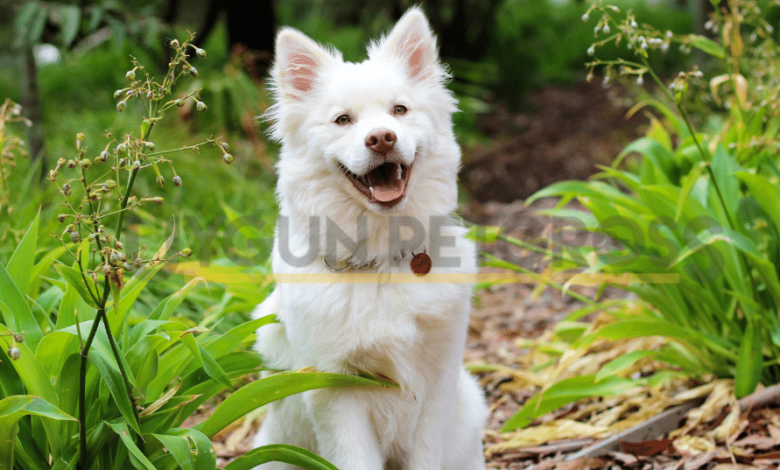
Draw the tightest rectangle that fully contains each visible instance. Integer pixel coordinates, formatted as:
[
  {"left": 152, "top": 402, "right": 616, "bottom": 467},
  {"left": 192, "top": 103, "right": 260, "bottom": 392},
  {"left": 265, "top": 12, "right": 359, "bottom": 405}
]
[
  {"left": 476, "top": 0, "right": 780, "bottom": 431},
  {"left": 0, "top": 34, "right": 394, "bottom": 469},
  {"left": 491, "top": 0, "right": 693, "bottom": 104}
]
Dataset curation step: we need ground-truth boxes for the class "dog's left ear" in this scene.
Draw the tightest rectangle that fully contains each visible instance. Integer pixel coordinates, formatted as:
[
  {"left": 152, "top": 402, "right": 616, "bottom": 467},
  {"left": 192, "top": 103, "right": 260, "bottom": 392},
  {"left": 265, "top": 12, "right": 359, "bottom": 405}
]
[{"left": 375, "top": 7, "right": 439, "bottom": 81}]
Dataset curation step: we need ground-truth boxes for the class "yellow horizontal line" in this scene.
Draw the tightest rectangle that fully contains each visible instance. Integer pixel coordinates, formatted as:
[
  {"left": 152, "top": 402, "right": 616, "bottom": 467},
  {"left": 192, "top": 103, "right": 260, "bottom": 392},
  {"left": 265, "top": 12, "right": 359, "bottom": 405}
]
[{"left": 167, "top": 266, "right": 680, "bottom": 285}]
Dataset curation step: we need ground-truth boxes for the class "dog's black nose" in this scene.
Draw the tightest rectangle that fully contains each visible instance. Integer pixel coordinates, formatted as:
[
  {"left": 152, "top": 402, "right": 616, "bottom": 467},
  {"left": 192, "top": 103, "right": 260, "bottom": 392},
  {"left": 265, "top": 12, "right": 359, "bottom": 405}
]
[{"left": 365, "top": 129, "right": 397, "bottom": 154}]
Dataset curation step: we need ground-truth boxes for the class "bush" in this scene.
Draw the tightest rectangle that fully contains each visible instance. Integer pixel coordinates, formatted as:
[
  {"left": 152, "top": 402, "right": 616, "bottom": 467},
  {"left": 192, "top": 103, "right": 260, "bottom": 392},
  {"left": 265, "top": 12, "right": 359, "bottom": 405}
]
[
  {"left": 477, "top": 0, "right": 780, "bottom": 431},
  {"left": 0, "top": 34, "right": 391, "bottom": 469},
  {"left": 491, "top": 0, "right": 693, "bottom": 105}
]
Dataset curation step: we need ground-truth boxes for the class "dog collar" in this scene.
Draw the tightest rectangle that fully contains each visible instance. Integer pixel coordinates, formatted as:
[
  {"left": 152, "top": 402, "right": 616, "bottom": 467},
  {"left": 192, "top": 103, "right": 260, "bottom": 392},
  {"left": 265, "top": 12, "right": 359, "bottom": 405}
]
[{"left": 322, "top": 250, "right": 432, "bottom": 276}]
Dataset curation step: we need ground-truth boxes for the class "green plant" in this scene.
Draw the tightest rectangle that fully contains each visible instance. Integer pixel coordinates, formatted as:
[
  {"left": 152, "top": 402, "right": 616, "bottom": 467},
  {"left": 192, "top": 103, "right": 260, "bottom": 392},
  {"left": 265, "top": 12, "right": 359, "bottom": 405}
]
[
  {"left": 0, "top": 34, "right": 392, "bottom": 470},
  {"left": 490, "top": 0, "right": 693, "bottom": 105},
  {"left": 478, "top": 0, "right": 780, "bottom": 432}
]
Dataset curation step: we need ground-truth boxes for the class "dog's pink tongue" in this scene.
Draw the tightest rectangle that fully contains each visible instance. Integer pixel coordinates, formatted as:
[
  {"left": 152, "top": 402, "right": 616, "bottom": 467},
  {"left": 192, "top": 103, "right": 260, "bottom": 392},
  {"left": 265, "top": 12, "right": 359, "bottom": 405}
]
[{"left": 372, "top": 179, "right": 405, "bottom": 202}]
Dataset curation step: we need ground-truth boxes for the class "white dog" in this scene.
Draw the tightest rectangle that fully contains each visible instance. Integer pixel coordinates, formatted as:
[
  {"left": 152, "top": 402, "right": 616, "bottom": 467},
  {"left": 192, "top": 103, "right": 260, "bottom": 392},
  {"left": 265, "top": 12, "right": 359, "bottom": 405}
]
[{"left": 252, "top": 7, "right": 487, "bottom": 469}]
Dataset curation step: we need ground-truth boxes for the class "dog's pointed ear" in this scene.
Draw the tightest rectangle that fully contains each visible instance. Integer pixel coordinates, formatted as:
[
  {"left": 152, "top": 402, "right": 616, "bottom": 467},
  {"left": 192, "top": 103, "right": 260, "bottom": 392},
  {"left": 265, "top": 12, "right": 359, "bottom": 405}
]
[
  {"left": 272, "top": 28, "right": 333, "bottom": 99},
  {"left": 377, "top": 7, "right": 438, "bottom": 81}
]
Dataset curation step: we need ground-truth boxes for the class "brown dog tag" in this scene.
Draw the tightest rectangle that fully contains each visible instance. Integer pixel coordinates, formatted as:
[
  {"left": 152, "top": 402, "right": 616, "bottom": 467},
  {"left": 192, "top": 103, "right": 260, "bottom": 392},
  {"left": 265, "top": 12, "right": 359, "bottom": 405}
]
[{"left": 410, "top": 252, "right": 432, "bottom": 276}]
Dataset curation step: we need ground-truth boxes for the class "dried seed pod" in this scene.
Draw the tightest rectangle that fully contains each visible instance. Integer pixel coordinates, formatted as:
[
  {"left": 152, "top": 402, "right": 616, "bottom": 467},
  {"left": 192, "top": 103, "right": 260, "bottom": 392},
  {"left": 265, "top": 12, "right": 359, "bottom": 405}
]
[
  {"left": 12, "top": 334, "right": 23, "bottom": 344},
  {"left": 173, "top": 175, "right": 182, "bottom": 187},
  {"left": 70, "top": 231, "right": 79, "bottom": 244},
  {"left": 223, "top": 153, "right": 234, "bottom": 164},
  {"left": 196, "top": 48, "right": 206, "bottom": 58},
  {"left": 170, "top": 39, "right": 180, "bottom": 49},
  {"left": 58, "top": 214, "right": 66, "bottom": 223},
  {"left": 180, "top": 248, "right": 193, "bottom": 257},
  {"left": 189, "top": 66, "right": 198, "bottom": 77},
  {"left": 196, "top": 101, "right": 207, "bottom": 112},
  {"left": 62, "top": 183, "right": 71, "bottom": 196},
  {"left": 117, "top": 100, "right": 127, "bottom": 112},
  {"left": 7, "top": 347, "right": 20, "bottom": 360},
  {"left": 100, "top": 151, "right": 109, "bottom": 162},
  {"left": 126, "top": 70, "right": 136, "bottom": 81},
  {"left": 156, "top": 175, "right": 164, "bottom": 186}
]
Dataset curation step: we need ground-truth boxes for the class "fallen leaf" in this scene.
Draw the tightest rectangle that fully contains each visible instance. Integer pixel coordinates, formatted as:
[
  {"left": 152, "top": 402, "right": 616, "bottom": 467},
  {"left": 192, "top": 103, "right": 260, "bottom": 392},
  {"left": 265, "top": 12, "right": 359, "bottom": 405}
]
[
  {"left": 620, "top": 438, "right": 673, "bottom": 456},
  {"left": 674, "top": 435, "right": 717, "bottom": 455},
  {"left": 554, "top": 456, "right": 611, "bottom": 470}
]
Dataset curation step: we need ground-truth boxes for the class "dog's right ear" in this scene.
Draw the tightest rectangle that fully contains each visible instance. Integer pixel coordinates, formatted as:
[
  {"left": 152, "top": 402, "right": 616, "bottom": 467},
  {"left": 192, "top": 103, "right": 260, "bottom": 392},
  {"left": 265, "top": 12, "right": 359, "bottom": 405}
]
[{"left": 272, "top": 28, "right": 334, "bottom": 99}]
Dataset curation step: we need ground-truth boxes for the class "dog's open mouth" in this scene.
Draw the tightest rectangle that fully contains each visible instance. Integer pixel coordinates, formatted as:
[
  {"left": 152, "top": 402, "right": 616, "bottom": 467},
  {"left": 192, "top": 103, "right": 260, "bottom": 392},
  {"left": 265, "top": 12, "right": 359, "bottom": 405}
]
[{"left": 340, "top": 161, "right": 412, "bottom": 207}]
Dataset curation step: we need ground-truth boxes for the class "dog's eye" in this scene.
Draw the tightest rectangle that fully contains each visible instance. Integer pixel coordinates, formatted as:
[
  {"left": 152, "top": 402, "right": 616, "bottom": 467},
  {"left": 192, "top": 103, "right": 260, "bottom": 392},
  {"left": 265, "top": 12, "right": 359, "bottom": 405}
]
[
  {"left": 394, "top": 105, "right": 407, "bottom": 115},
  {"left": 335, "top": 115, "right": 351, "bottom": 125}
]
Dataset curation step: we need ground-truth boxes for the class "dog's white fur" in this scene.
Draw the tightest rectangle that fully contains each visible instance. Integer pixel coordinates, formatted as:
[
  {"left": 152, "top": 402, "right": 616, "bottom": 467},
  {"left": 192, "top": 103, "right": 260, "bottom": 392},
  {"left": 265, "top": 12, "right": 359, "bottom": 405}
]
[{"left": 252, "top": 8, "right": 487, "bottom": 469}]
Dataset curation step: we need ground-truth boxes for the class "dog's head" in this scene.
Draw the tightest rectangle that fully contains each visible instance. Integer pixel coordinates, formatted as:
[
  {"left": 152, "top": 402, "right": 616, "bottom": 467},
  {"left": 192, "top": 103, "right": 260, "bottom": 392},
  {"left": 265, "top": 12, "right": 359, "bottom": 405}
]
[{"left": 267, "top": 8, "right": 460, "bottom": 220}]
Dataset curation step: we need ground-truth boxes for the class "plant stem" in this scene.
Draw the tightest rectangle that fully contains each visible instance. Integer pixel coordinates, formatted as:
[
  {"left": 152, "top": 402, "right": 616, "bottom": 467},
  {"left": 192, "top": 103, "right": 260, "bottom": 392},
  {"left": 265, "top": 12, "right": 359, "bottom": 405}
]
[
  {"left": 78, "top": 310, "right": 103, "bottom": 470},
  {"left": 99, "top": 308, "right": 141, "bottom": 434}
]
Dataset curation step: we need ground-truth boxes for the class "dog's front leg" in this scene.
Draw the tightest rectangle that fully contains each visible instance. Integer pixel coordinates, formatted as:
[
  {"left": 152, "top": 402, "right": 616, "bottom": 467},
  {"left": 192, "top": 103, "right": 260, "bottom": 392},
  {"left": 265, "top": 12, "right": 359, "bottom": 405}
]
[{"left": 305, "top": 388, "right": 384, "bottom": 470}]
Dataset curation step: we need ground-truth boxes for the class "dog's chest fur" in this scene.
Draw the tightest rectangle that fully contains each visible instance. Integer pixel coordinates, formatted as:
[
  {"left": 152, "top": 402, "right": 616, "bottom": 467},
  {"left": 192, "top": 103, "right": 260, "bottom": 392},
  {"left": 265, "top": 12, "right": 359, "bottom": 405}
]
[{"left": 273, "top": 229, "right": 476, "bottom": 390}]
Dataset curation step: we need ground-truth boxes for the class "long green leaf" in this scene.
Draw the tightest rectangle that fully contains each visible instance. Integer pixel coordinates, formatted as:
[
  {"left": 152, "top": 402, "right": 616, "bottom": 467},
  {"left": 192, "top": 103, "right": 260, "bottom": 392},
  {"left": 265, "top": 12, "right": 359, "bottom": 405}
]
[
  {"left": 0, "top": 263, "right": 43, "bottom": 351},
  {"left": 0, "top": 396, "right": 76, "bottom": 470},
  {"left": 501, "top": 375, "right": 640, "bottom": 431},
  {"left": 90, "top": 352, "right": 142, "bottom": 436},
  {"left": 735, "top": 322, "right": 762, "bottom": 398},
  {"left": 687, "top": 34, "right": 726, "bottom": 58},
  {"left": 195, "top": 371, "right": 396, "bottom": 437},
  {"left": 225, "top": 445, "right": 338, "bottom": 470},
  {"left": 7, "top": 212, "right": 39, "bottom": 296},
  {"left": 106, "top": 420, "right": 156, "bottom": 470}
]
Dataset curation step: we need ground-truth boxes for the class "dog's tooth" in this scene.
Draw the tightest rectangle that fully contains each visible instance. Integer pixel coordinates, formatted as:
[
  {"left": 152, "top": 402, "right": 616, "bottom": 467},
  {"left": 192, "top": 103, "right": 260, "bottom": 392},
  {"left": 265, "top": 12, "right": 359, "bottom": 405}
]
[
  {"left": 369, "top": 186, "right": 375, "bottom": 196},
  {"left": 396, "top": 163, "right": 402, "bottom": 180}
]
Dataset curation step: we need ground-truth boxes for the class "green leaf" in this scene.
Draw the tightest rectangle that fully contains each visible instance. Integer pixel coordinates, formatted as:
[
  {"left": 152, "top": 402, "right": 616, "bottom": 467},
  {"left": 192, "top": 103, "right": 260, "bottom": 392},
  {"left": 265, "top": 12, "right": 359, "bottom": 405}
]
[
  {"left": 687, "top": 34, "right": 726, "bottom": 58},
  {"left": 710, "top": 145, "right": 740, "bottom": 219},
  {"left": 204, "top": 315, "right": 276, "bottom": 359},
  {"left": 58, "top": 5, "right": 80, "bottom": 47},
  {"left": 736, "top": 172, "right": 780, "bottom": 233},
  {"left": 501, "top": 375, "right": 640, "bottom": 431},
  {"left": 466, "top": 226, "right": 501, "bottom": 243},
  {"left": 735, "top": 322, "right": 762, "bottom": 398},
  {"left": 225, "top": 445, "right": 338, "bottom": 470},
  {"left": 0, "top": 396, "right": 76, "bottom": 470},
  {"left": 573, "top": 318, "right": 702, "bottom": 349},
  {"left": 676, "top": 161, "right": 708, "bottom": 221},
  {"left": 53, "top": 263, "right": 97, "bottom": 307},
  {"left": 179, "top": 334, "right": 233, "bottom": 390},
  {"left": 195, "top": 371, "right": 397, "bottom": 438},
  {"left": 596, "top": 350, "right": 658, "bottom": 382},
  {"left": 14, "top": 1, "right": 39, "bottom": 37},
  {"left": 616, "top": 137, "right": 676, "bottom": 184},
  {"left": 7, "top": 211, "right": 39, "bottom": 296},
  {"left": 148, "top": 276, "right": 206, "bottom": 321},
  {"left": 0, "top": 263, "right": 44, "bottom": 353},
  {"left": 106, "top": 420, "right": 156, "bottom": 470},
  {"left": 627, "top": 100, "right": 689, "bottom": 140},
  {"left": 90, "top": 352, "right": 142, "bottom": 436},
  {"left": 27, "top": 5, "right": 50, "bottom": 45}
]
